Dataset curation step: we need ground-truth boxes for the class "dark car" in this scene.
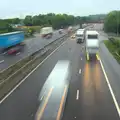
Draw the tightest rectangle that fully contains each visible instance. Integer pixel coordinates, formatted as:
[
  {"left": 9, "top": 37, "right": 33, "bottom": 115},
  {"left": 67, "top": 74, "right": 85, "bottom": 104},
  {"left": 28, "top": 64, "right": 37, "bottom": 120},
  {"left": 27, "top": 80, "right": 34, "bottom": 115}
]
[{"left": 59, "top": 29, "right": 63, "bottom": 34}]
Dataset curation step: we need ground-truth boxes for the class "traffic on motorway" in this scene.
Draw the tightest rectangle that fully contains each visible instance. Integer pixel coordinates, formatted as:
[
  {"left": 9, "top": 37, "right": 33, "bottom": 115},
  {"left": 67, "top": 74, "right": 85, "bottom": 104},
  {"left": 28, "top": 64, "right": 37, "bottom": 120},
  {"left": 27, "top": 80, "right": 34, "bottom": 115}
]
[
  {"left": 0, "top": 25, "right": 80, "bottom": 71},
  {"left": 0, "top": 23, "right": 120, "bottom": 120},
  {"left": 0, "top": 29, "right": 68, "bottom": 71}
]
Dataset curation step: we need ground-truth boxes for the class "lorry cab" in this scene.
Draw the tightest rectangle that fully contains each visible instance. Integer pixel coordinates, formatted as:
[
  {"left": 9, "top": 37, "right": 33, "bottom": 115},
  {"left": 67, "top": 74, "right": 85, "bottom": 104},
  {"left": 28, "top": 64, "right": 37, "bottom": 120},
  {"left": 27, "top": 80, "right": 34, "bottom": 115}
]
[
  {"left": 76, "top": 29, "right": 85, "bottom": 43},
  {"left": 85, "top": 30, "right": 99, "bottom": 60}
]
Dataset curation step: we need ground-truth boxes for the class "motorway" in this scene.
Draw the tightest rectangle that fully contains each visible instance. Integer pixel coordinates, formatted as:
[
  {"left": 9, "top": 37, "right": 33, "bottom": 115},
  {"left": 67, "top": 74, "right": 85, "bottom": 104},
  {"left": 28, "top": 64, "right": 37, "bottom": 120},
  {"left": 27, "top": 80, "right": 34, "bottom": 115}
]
[
  {"left": 0, "top": 30, "right": 68, "bottom": 71},
  {"left": 0, "top": 24, "right": 120, "bottom": 120},
  {"left": 0, "top": 25, "right": 80, "bottom": 71}
]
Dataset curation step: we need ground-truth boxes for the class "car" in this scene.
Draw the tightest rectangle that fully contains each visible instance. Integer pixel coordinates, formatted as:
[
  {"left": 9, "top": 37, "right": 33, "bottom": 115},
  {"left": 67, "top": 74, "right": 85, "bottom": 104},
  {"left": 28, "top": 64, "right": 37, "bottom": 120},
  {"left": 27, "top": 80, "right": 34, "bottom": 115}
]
[
  {"left": 71, "top": 34, "right": 75, "bottom": 38},
  {"left": 7, "top": 45, "right": 23, "bottom": 55},
  {"left": 59, "top": 29, "right": 63, "bottom": 34},
  {"left": 46, "top": 34, "right": 52, "bottom": 39}
]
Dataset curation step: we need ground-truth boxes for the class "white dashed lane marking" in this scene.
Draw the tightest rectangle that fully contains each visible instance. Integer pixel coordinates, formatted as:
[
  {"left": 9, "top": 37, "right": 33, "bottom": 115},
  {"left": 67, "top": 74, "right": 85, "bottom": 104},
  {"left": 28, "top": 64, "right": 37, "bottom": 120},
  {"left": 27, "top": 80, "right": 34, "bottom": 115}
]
[
  {"left": 79, "top": 69, "right": 81, "bottom": 74},
  {"left": 76, "top": 90, "right": 79, "bottom": 100},
  {"left": 0, "top": 60, "right": 4, "bottom": 64}
]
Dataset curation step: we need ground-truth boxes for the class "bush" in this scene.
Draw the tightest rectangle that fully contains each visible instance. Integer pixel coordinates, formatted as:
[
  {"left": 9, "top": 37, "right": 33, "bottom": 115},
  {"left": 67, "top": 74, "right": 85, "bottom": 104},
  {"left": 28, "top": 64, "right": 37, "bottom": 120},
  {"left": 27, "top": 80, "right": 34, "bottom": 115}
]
[
  {"left": 28, "top": 28, "right": 35, "bottom": 36},
  {"left": 0, "top": 19, "right": 18, "bottom": 34},
  {"left": 22, "top": 27, "right": 36, "bottom": 38},
  {"left": 117, "top": 48, "right": 120, "bottom": 55},
  {"left": 30, "top": 26, "right": 42, "bottom": 33}
]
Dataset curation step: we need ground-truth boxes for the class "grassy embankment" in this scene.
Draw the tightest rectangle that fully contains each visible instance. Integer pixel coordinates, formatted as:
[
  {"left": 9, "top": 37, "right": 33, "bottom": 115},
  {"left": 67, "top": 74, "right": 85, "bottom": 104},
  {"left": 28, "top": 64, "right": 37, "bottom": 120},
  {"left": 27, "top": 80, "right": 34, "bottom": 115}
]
[{"left": 104, "top": 38, "right": 120, "bottom": 63}]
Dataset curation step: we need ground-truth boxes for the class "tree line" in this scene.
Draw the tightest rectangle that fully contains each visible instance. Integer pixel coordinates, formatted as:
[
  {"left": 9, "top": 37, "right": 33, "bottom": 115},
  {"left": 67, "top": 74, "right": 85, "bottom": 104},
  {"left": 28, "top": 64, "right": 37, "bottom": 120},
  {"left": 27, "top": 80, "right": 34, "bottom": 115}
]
[
  {"left": 0, "top": 14, "right": 81, "bottom": 29},
  {"left": 0, "top": 13, "right": 106, "bottom": 34},
  {"left": 104, "top": 11, "right": 120, "bottom": 34},
  {"left": 0, "top": 14, "right": 81, "bottom": 33},
  {"left": 24, "top": 13, "right": 81, "bottom": 28}
]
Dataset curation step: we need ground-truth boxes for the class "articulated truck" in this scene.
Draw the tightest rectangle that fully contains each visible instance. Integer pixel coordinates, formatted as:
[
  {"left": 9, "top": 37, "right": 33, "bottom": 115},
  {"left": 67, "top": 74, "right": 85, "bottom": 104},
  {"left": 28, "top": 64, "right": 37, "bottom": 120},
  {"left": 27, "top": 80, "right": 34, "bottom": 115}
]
[
  {"left": 40, "top": 27, "right": 53, "bottom": 39},
  {"left": 76, "top": 29, "right": 85, "bottom": 43},
  {"left": 0, "top": 31, "right": 25, "bottom": 55},
  {"left": 85, "top": 30, "right": 99, "bottom": 60}
]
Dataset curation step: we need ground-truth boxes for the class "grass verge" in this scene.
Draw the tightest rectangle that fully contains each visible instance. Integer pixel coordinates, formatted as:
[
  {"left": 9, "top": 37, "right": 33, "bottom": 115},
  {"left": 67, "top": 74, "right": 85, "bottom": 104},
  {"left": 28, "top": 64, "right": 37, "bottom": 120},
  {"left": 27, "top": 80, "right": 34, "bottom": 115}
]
[{"left": 104, "top": 40, "right": 120, "bottom": 63}]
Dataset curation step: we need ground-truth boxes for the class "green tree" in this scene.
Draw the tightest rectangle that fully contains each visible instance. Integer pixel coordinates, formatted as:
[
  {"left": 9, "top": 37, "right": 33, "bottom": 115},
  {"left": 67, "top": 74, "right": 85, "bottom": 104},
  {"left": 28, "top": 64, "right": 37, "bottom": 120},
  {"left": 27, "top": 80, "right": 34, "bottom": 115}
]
[
  {"left": 1, "top": 13, "right": 100, "bottom": 34},
  {"left": 0, "top": 20, "right": 15, "bottom": 33},
  {"left": 24, "top": 15, "right": 33, "bottom": 26},
  {"left": 104, "top": 11, "right": 120, "bottom": 33},
  {"left": 4, "top": 18, "right": 20, "bottom": 24},
  {"left": 12, "top": 18, "right": 20, "bottom": 24}
]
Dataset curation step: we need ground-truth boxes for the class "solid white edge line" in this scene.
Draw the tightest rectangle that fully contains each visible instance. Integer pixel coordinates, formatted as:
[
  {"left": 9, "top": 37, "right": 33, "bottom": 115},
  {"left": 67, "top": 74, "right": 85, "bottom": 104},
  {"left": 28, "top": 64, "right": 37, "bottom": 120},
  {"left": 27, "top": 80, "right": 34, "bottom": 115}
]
[
  {"left": 0, "top": 39, "right": 67, "bottom": 104},
  {"left": 40, "top": 93, "right": 45, "bottom": 101},
  {"left": 79, "top": 69, "right": 81, "bottom": 74},
  {"left": 76, "top": 90, "right": 79, "bottom": 100},
  {"left": 16, "top": 52, "right": 21, "bottom": 56},
  {"left": 99, "top": 58, "right": 120, "bottom": 117},
  {"left": 40, "top": 89, "right": 46, "bottom": 101}
]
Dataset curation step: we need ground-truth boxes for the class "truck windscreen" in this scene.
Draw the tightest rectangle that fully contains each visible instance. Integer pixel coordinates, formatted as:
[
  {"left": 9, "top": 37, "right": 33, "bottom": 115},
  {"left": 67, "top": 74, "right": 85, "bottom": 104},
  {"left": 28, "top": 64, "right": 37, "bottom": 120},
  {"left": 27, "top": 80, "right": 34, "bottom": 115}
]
[
  {"left": 76, "top": 34, "right": 83, "bottom": 37},
  {"left": 88, "top": 35, "right": 98, "bottom": 39}
]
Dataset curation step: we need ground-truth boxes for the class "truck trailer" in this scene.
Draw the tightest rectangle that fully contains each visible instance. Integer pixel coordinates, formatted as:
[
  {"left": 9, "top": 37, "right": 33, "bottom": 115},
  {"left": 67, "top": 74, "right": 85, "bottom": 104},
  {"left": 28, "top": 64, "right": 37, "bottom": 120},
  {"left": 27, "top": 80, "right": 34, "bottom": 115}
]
[
  {"left": 76, "top": 29, "right": 85, "bottom": 43},
  {"left": 0, "top": 31, "right": 25, "bottom": 55},
  {"left": 40, "top": 27, "right": 53, "bottom": 39},
  {"left": 85, "top": 30, "right": 99, "bottom": 60},
  {"left": 67, "top": 26, "right": 73, "bottom": 35}
]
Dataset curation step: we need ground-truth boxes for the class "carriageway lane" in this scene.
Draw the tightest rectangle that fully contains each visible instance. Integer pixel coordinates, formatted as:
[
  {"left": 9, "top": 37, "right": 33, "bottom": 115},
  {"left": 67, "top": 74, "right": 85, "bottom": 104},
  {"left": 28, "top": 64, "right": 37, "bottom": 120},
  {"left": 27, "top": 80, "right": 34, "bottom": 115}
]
[
  {"left": 0, "top": 30, "right": 117, "bottom": 120},
  {"left": 0, "top": 30, "right": 66, "bottom": 71},
  {"left": 35, "top": 38, "right": 84, "bottom": 120},
  {"left": 0, "top": 36, "right": 81, "bottom": 120},
  {"left": 62, "top": 45, "right": 120, "bottom": 120}
]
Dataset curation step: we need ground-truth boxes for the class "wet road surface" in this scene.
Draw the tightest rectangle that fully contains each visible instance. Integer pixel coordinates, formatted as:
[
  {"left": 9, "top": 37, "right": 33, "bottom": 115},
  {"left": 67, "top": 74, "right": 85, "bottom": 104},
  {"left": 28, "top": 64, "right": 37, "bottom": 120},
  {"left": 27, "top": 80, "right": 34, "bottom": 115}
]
[
  {"left": 0, "top": 30, "right": 66, "bottom": 71},
  {"left": 0, "top": 25, "right": 120, "bottom": 120}
]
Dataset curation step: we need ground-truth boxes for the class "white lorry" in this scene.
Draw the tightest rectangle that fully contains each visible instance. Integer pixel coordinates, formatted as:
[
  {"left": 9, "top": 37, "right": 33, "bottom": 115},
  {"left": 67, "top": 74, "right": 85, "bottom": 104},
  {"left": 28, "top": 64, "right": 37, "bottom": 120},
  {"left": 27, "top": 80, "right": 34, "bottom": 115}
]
[
  {"left": 85, "top": 30, "right": 99, "bottom": 60},
  {"left": 68, "top": 26, "right": 73, "bottom": 34},
  {"left": 40, "top": 27, "right": 53, "bottom": 38},
  {"left": 76, "top": 29, "right": 85, "bottom": 43}
]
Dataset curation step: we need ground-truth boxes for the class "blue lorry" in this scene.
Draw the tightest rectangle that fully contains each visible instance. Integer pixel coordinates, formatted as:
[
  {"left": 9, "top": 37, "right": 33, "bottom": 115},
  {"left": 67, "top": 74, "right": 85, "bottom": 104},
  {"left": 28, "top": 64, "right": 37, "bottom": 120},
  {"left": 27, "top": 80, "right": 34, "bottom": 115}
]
[{"left": 0, "top": 31, "right": 25, "bottom": 54}]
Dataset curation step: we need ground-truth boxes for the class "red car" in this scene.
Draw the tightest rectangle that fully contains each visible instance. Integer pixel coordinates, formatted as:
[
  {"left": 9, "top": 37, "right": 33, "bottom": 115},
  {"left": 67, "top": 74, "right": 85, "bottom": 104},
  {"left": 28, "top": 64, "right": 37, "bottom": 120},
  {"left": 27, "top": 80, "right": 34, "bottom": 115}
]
[{"left": 7, "top": 46, "right": 23, "bottom": 55}]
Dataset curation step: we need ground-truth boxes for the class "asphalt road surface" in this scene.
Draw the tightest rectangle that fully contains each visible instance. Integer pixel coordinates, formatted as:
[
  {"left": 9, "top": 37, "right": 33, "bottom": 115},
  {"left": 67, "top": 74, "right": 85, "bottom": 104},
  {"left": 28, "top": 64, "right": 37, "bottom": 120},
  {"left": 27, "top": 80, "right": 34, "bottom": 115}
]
[
  {"left": 0, "top": 30, "right": 67, "bottom": 71},
  {"left": 0, "top": 34, "right": 75, "bottom": 120},
  {"left": 0, "top": 25, "right": 79, "bottom": 71},
  {"left": 0, "top": 30, "right": 120, "bottom": 120},
  {"left": 62, "top": 51, "right": 119, "bottom": 120}
]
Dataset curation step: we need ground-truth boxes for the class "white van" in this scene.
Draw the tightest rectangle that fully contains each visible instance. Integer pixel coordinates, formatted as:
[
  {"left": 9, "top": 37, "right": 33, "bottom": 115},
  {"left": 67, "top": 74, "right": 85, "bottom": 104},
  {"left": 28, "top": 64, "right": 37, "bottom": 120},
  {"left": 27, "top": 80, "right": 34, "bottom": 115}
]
[
  {"left": 76, "top": 29, "right": 85, "bottom": 43},
  {"left": 85, "top": 30, "right": 99, "bottom": 59}
]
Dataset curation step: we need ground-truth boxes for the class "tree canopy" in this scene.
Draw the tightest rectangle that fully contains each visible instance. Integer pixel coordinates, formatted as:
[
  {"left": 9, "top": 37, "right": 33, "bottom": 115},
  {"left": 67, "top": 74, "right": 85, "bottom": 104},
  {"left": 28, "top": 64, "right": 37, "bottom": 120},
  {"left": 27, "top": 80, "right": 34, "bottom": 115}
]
[
  {"left": 0, "top": 20, "right": 15, "bottom": 33},
  {"left": 0, "top": 13, "right": 106, "bottom": 33},
  {"left": 104, "top": 11, "right": 120, "bottom": 33},
  {"left": 23, "top": 14, "right": 80, "bottom": 29}
]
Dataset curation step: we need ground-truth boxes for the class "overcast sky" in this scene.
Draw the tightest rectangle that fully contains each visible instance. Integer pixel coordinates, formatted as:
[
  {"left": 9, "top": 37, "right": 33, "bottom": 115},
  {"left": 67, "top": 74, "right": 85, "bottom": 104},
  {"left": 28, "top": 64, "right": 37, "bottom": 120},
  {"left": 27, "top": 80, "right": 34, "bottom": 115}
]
[{"left": 0, "top": 0, "right": 120, "bottom": 18}]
